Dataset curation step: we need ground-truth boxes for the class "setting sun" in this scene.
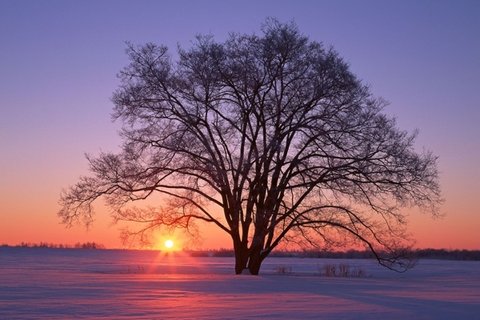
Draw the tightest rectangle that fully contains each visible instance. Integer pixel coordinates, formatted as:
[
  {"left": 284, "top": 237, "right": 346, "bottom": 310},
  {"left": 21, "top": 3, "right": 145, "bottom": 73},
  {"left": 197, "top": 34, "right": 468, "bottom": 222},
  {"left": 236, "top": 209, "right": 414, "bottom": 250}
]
[{"left": 164, "top": 239, "right": 174, "bottom": 250}]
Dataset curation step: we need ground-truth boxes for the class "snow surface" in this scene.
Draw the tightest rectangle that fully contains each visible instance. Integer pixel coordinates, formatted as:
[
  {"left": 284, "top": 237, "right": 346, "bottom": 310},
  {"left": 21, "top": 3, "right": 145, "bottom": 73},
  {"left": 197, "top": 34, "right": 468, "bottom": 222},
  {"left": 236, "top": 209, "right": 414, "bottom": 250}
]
[{"left": 1, "top": 248, "right": 479, "bottom": 319}]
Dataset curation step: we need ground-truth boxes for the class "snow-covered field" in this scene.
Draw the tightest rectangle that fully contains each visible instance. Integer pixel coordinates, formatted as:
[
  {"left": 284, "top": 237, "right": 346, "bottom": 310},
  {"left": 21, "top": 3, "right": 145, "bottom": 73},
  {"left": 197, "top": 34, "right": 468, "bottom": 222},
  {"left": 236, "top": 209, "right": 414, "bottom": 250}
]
[{"left": 1, "top": 248, "right": 479, "bottom": 319}]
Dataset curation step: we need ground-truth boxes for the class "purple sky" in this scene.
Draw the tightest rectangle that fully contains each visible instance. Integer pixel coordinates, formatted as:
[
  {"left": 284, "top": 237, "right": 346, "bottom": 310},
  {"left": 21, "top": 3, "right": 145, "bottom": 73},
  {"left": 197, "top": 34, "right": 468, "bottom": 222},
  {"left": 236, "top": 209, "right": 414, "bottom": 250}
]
[{"left": 1, "top": 0, "right": 479, "bottom": 249}]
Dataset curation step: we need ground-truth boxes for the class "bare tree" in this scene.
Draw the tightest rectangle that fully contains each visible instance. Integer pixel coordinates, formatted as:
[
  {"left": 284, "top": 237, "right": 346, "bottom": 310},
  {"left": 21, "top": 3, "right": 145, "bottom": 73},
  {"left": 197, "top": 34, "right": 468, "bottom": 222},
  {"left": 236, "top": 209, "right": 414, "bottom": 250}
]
[{"left": 59, "top": 20, "right": 441, "bottom": 275}]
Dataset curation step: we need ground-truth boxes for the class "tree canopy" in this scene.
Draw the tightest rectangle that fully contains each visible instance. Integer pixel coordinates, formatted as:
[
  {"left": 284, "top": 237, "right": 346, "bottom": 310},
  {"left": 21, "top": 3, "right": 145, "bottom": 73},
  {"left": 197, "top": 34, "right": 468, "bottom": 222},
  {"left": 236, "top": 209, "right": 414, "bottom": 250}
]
[{"left": 59, "top": 20, "right": 441, "bottom": 274}]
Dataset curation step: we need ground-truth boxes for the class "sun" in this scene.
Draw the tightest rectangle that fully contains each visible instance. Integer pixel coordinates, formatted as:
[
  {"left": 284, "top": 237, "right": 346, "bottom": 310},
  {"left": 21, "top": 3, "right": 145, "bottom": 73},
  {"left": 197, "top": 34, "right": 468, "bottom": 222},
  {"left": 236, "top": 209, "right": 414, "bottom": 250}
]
[{"left": 164, "top": 239, "right": 174, "bottom": 250}]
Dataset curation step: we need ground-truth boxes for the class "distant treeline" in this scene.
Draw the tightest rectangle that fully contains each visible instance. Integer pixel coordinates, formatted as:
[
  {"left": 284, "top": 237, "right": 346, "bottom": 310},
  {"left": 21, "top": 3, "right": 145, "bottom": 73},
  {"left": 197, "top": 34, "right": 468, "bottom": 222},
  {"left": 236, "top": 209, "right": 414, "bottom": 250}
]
[
  {"left": 188, "top": 248, "right": 480, "bottom": 261},
  {"left": 2, "top": 244, "right": 479, "bottom": 260},
  {"left": 1, "top": 242, "right": 105, "bottom": 249},
  {"left": 413, "top": 248, "right": 480, "bottom": 261}
]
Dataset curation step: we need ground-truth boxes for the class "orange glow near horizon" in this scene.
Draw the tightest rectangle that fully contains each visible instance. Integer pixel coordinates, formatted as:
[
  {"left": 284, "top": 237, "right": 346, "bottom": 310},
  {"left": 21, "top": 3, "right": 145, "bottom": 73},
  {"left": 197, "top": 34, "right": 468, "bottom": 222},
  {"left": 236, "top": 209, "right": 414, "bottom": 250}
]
[
  {"left": 0, "top": 185, "right": 478, "bottom": 251},
  {"left": 0, "top": 203, "right": 479, "bottom": 251}
]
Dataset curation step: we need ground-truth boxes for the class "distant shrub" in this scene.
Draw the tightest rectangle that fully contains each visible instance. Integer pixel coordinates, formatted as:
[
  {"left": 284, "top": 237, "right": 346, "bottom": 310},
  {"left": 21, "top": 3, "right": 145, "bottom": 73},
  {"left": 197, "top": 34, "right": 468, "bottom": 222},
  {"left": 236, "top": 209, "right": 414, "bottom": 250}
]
[
  {"left": 127, "top": 265, "right": 145, "bottom": 274},
  {"left": 338, "top": 264, "right": 350, "bottom": 277},
  {"left": 322, "top": 264, "right": 337, "bottom": 277},
  {"left": 319, "top": 263, "right": 366, "bottom": 278},
  {"left": 274, "top": 265, "right": 293, "bottom": 275}
]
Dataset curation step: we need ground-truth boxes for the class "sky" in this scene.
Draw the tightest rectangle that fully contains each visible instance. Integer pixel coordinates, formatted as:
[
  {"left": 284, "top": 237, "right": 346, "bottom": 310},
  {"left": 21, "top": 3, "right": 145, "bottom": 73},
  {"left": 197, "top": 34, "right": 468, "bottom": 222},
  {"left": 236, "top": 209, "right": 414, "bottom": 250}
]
[{"left": 0, "top": 0, "right": 479, "bottom": 250}]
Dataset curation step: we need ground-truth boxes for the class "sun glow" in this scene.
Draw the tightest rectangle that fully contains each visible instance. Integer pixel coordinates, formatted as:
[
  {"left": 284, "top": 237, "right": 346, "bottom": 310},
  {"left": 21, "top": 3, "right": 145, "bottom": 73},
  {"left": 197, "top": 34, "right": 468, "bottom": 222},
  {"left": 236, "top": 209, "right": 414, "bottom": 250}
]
[{"left": 164, "top": 239, "right": 174, "bottom": 250}]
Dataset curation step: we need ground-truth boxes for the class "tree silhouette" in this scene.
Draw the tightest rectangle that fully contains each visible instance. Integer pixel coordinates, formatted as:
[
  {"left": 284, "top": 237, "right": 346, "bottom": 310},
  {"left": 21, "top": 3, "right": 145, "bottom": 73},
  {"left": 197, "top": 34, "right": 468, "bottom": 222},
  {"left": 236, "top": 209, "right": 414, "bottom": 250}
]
[{"left": 59, "top": 19, "right": 441, "bottom": 275}]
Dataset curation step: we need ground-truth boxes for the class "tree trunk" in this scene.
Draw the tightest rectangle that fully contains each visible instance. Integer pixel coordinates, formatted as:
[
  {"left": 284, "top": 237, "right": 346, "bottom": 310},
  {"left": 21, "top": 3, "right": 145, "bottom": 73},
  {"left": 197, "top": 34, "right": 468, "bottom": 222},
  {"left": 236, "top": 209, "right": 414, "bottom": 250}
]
[
  {"left": 247, "top": 244, "right": 264, "bottom": 275},
  {"left": 233, "top": 240, "right": 249, "bottom": 274},
  {"left": 248, "top": 230, "right": 265, "bottom": 275},
  {"left": 247, "top": 232, "right": 267, "bottom": 275}
]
